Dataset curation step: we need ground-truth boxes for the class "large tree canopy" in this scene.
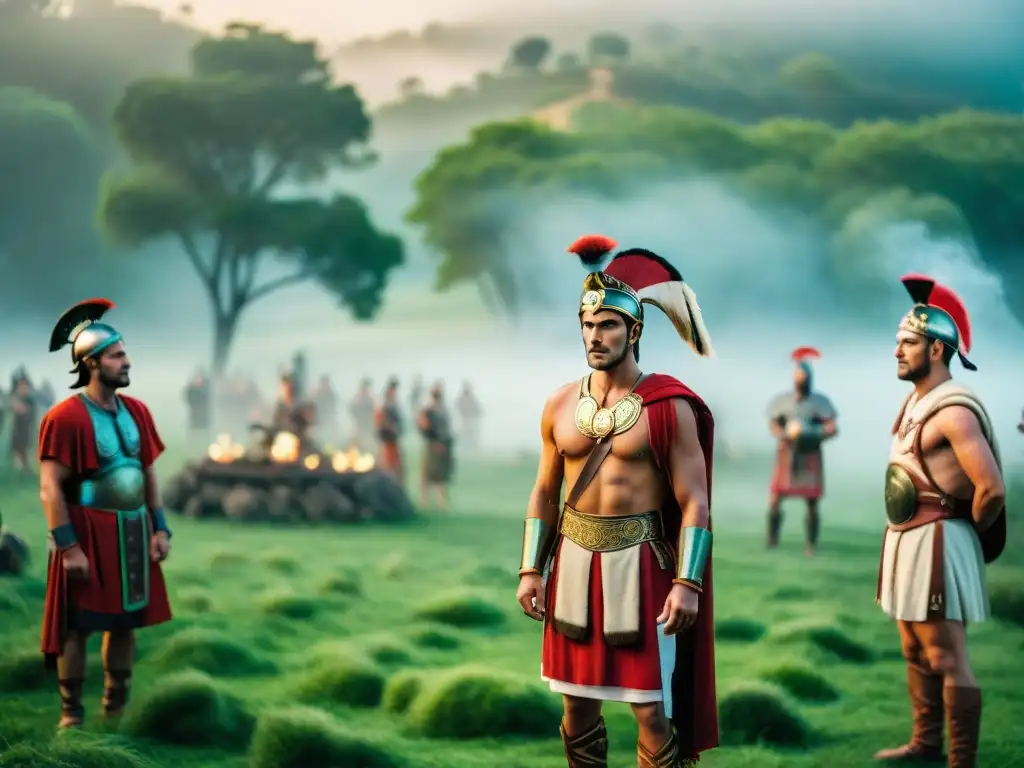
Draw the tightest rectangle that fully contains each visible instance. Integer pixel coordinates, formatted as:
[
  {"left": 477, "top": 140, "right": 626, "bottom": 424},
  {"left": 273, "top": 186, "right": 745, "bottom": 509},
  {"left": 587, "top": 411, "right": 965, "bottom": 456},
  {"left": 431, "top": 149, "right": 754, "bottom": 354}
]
[
  {"left": 407, "top": 104, "right": 1024, "bottom": 325},
  {"left": 100, "top": 24, "right": 403, "bottom": 375}
]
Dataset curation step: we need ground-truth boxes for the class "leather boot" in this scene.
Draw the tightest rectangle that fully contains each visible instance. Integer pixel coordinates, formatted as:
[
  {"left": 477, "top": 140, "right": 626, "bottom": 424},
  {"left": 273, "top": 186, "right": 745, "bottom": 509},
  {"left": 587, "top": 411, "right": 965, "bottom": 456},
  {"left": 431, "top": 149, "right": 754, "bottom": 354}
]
[
  {"left": 767, "top": 508, "right": 782, "bottom": 548},
  {"left": 102, "top": 669, "right": 132, "bottom": 717},
  {"left": 944, "top": 686, "right": 981, "bottom": 768},
  {"left": 57, "top": 678, "right": 84, "bottom": 729},
  {"left": 561, "top": 717, "right": 608, "bottom": 767},
  {"left": 638, "top": 730, "right": 697, "bottom": 767},
  {"left": 874, "top": 662, "right": 944, "bottom": 760}
]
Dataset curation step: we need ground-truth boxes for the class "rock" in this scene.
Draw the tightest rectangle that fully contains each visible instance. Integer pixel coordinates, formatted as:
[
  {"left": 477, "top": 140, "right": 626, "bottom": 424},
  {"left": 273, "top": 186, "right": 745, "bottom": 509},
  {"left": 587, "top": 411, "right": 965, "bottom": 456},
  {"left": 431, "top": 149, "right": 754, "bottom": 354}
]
[
  {"left": 164, "top": 468, "right": 201, "bottom": 511},
  {"left": 0, "top": 531, "right": 30, "bottom": 576},
  {"left": 267, "top": 485, "right": 301, "bottom": 520},
  {"left": 222, "top": 485, "right": 269, "bottom": 521},
  {"left": 300, "top": 484, "right": 349, "bottom": 523},
  {"left": 353, "top": 473, "right": 415, "bottom": 521},
  {"left": 183, "top": 485, "right": 226, "bottom": 519}
]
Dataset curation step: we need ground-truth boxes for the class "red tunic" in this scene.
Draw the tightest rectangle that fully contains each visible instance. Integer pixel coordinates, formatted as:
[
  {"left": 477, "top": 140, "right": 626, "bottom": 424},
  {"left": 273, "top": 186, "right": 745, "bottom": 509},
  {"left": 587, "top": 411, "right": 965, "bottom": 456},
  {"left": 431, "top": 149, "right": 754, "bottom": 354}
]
[
  {"left": 542, "top": 374, "right": 719, "bottom": 759},
  {"left": 39, "top": 395, "right": 173, "bottom": 660}
]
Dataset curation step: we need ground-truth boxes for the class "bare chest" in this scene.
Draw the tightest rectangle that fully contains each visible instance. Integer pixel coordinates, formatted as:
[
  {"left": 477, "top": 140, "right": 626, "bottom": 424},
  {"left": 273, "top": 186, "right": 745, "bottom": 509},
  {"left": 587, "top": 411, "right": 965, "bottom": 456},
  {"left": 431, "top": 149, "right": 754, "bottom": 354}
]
[
  {"left": 553, "top": 403, "right": 653, "bottom": 462},
  {"left": 891, "top": 411, "right": 972, "bottom": 497}
]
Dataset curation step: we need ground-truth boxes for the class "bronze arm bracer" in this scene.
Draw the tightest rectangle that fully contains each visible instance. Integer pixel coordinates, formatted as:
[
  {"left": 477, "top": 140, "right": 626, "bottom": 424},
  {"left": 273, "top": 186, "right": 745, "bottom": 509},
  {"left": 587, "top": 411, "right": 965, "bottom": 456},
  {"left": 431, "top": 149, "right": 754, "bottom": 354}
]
[
  {"left": 519, "top": 517, "right": 557, "bottom": 577},
  {"left": 673, "top": 526, "right": 712, "bottom": 592}
]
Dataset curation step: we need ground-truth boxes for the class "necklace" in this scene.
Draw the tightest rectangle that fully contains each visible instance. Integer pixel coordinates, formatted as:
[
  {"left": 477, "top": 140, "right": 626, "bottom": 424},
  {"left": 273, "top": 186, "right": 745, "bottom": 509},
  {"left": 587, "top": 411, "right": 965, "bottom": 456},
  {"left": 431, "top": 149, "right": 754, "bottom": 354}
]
[{"left": 574, "top": 373, "right": 644, "bottom": 440}]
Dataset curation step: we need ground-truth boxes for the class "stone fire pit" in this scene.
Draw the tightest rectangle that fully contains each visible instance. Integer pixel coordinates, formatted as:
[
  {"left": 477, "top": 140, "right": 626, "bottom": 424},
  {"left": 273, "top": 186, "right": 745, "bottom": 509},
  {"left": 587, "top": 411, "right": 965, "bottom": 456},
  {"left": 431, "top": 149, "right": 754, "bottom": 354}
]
[{"left": 163, "top": 434, "right": 414, "bottom": 523}]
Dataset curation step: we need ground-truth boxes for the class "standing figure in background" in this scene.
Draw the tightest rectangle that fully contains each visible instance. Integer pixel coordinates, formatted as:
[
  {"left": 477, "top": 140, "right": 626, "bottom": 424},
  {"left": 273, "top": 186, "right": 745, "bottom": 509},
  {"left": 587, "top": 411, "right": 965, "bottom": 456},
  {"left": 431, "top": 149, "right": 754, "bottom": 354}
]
[
  {"left": 35, "top": 379, "right": 56, "bottom": 436},
  {"left": 875, "top": 275, "right": 1005, "bottom": 768},
  {"left": 765, "top": 347, "right": 838, "bottom": 555},
  {"left": 183, "top": 371, "right": 212, "bottom": 450},
  {"left": 375, "top": 378, "right": 404, "bottom": 485},
  {"left": 1017, "top": 409, "right": 1023, "bottom": 434},
  {"left": 349, "top": 378, "right": 376, "bottom": 449},
  {"left": 409, "top": 375, "right": 424, "bottom": 415},
  {"left": 10, "top": 370, "right": 37, "bottom": 472},
  {"left": 312, "top": 375, "right": 338, "bottom": 443},
  {"left": 290, "top": 351, "right": 308, "bottom": 400},
  {"left": 417, "top": 382, "right": 454, "bottom": 509},
  {"left": 456, "top": 381, "right": 483, "bottom": 451},
  {"left": 39, "top": 299, "right": 173, "bottom": 729}
]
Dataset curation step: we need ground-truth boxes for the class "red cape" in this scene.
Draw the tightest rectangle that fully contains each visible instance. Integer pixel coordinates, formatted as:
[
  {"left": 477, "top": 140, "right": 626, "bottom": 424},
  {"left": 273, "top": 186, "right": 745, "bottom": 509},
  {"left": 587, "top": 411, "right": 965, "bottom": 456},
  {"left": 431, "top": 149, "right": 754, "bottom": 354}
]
[
  {"left": 636, "top": 373, "right": 719, "bottom": 757},
  {"left": 38, "top": 394, "right": 169, "bottom": 660}
]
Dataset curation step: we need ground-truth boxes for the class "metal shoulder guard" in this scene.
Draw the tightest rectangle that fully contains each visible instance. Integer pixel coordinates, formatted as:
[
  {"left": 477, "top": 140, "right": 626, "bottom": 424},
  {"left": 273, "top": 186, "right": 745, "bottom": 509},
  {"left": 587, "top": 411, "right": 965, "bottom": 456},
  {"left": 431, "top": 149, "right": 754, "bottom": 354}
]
[
  {"left": 519, "top": 517, "right": 557, "bottom": 576},
  {"left": 675, "top": 526, "right": 712, "bottom": 586}
]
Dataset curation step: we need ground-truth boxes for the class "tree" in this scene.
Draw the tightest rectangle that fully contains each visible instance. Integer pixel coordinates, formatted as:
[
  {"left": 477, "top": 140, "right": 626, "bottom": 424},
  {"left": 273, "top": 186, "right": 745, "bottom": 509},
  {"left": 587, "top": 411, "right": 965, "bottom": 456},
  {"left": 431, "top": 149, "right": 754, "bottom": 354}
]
[
  {"left": 509, "top": 36, "right": 551, "bottom": 71},
  {"left": 556, "top": 52, "right": 582, "bottom": 72},
  {"left": 408, "top": 104, "right": 1024, "bottom": 326},
  {"left": 398, "top": 75, "right": 424, "bottom": 99},
  {"left": 99, "top": 25, "right": 404, "bottom": 375},
  {"left": 587, "top": 32, "right": 630, "bottom": 65},
  {"left": 0, "top": 87, "right": 106, "bottom": 303}
]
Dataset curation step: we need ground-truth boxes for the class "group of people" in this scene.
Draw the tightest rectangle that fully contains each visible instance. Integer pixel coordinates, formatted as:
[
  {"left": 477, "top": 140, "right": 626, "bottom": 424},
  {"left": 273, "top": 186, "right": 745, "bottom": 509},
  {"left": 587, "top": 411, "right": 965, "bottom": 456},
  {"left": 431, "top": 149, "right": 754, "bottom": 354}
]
[
  {"left": 17, "top": 238, "right": 1005, "bottom": 768},
  {"left": 182, "top": 359, "right": 484, "bottom": 509},
  {"left": 515, "top": 237, "right": 1002, "bottom": 768}
]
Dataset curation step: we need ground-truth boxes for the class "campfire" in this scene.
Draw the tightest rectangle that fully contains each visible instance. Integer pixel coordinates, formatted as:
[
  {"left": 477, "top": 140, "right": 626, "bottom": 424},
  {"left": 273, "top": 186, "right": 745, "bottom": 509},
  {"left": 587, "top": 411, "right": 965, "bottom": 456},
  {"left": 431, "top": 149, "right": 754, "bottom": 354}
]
[{"left": 206, "top": 432, "right": 376, "bottom": 473}]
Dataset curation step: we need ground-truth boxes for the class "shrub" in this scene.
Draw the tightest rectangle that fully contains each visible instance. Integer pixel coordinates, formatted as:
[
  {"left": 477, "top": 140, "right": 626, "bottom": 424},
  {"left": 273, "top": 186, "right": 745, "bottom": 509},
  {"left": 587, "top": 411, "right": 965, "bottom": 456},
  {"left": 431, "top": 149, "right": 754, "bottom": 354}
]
[
  {"left": 381, "top": 669, "right": 425, "bottom": 714},
  {"left": 294, "top": 658, "right": 385, "bottom": 707},
  {"left": 719, "top": 684, "right": 810, "bottom": 747},
  {"left": 413, "top": 592, "right": 506, "bottom": 629},
  {"left": 407, "top": 666, "right": 559, "bottom": 739},
  {"left": 120, "top": 670, "right": 254, "bottom": 748},
  {"left": 760, "top": 664, "right": 840, "bottom": 702},
  {"left": 146, "top": 627, "right": 277, "bottom": 677},
  {"left": 715, "top": 618, "right": 766, "bottom": 643},
  {"left": 248, "top": 707, "right": 402, "bottom": 768}
]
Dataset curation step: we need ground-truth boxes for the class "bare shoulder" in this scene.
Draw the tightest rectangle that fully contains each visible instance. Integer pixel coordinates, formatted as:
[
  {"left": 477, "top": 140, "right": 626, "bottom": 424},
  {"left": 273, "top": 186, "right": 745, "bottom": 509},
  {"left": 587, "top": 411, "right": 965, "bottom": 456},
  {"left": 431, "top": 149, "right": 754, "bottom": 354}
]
[
  {"left": 543, "top": 380, "right": 580, "bottom": 413},
  {"left": 671, "top": 398, "right": 699, "bottom": 441},
  {"left": 933, "top": 404, "right": 984, "bottom": 439}
]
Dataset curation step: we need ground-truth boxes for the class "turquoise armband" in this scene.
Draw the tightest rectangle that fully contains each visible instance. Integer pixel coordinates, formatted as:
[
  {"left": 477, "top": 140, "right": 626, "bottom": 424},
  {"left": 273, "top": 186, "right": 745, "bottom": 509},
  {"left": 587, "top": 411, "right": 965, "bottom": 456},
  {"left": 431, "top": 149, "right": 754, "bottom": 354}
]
[
  {"left": 151, "top": 507, "right": 172, "bottom": 538},
  {"left": 519, "top": 517, "right": 557, "bottom": 576},
  {"left": 675, "top": 526, "right": 712, "bottom": 586},
  {"left": 50, "top": 524, "right": 79, "bottom": 550}
]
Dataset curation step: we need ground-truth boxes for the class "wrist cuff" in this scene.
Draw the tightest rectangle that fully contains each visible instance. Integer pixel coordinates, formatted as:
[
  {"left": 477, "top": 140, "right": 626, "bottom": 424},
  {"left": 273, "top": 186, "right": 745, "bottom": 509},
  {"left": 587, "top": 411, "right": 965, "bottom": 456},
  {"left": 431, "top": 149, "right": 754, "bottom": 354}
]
[
  {"left": 520, "top": 517, "right": 556, "bottom": 576},
  {"left": 151, "top": 508, "right": 172, "bottom": 537},
  {"left": 51, "top": 524, "right": 78, "bottom": 550},
  {"left": 676, "top": 526, "right": 712, "bottom": 585}
]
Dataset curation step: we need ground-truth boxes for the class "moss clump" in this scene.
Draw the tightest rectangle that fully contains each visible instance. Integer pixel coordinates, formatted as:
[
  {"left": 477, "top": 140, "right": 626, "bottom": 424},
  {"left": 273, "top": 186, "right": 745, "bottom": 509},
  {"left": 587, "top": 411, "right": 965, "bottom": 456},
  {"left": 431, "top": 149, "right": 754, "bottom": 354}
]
[
  {"left": 261, "top": 551, "right": 300, "bottom": 574},
  {"left": 715, "top": 618, "right": 766, "bottom": 643},
  {"left": 294, "top": 658, "right": 385, "bottom": 708},
  {"left": 719, "top": 684, "right": 810, "bottom": 747},
  {"left": 258, "top": 591, "right": 321, "bottom": 621},
  {"left": 363, "top": 637, "right": 415, "bottom": 666},
  {"left": 174, "top": 587, "right": 213, "bottom": 614},
  {"left": 760, "top": 663, "right": 840, "bottom": 703},
  {"left": 147, "top": 627, "right": 277, "bottom": 677},
  {"left": 0, "top": 732, "right": 154, "bottom": 768},
  {"left": 120, "top": 670, "right": 254, "bottom": 748},
  {"left": 381, "top": 669, "right": 425, "bottom": 714},
  {"left": 774, "top": 621, "right": 874, "bottom": 663},
  {"left": 207, "top": 549, "right": 249, "bottom": 569},
  {"left": 408, "top": 624, "right": 462, "bottom": 651},
  {"left": 412, "top": 592, "right": 505, "bottom": 629},
  {"left": 989, "top": 582, "right": 1024, "bottom": 628},
  {"left": 248, "top": 707, "right": 402, "bottom": 768},
  {"left": 771, "top": 585, "right": 813, "bottom": 601},
  {"left": 316, "top": 570, "right": 363, "bottom": 597},
  {"left": 407, "top": 666, "right": 559, "bottom": 739}
]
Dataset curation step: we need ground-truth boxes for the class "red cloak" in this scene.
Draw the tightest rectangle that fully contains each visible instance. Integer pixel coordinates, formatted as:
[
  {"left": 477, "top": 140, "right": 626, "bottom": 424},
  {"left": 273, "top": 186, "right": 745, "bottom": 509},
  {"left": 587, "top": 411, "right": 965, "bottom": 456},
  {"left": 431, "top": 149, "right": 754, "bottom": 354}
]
[
  {"left": 637, "top": 373, "right": 719, "bottom": 758},
  {"left": 39, "top": 394, "right": 172, "bottom": 660}
]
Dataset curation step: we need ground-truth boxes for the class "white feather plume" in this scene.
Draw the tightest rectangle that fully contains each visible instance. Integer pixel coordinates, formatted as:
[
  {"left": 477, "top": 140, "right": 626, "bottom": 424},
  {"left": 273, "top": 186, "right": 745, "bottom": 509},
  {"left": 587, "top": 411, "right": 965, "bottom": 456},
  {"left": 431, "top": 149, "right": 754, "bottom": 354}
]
[{"left": 637, "top": 281, "right": 714, "bottom": 358}]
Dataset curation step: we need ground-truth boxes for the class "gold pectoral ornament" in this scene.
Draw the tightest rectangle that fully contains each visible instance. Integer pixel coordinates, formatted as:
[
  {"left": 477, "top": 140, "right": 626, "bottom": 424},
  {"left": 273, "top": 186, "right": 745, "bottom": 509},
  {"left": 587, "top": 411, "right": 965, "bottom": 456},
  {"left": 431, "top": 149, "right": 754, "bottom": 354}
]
[{"left": 574, "top": 374, "right": 644, "bottom": 440}]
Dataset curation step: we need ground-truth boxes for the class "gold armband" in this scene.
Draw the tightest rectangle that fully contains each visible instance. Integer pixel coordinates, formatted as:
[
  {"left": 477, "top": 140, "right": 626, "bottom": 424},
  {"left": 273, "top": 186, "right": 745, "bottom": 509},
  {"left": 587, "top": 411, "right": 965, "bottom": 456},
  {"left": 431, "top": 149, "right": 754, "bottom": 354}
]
[
  {"left": 676, "top": 526, "right": 712, "bottom": 586},
  {"left": 519, "top": 517, "right": 557, "bottom": 577}
]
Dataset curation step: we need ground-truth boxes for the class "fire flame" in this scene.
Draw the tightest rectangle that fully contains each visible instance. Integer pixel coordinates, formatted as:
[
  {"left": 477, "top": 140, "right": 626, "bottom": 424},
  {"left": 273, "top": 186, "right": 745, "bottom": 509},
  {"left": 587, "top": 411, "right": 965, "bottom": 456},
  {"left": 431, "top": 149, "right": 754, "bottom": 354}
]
[
  {"left": 331, "top": 446, "right": 375, "bottom": 473},
  {"left": 269, "top": 431, "right": 301, "bottom": 463},
  {"left": 207, "top": 433, "right": 245, "bottom": 463}
]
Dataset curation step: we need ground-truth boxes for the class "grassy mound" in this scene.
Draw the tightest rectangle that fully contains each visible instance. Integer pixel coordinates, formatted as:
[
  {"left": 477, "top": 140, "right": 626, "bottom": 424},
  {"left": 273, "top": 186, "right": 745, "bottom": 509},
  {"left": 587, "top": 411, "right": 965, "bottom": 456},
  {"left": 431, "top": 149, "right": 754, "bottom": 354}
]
[
  {"left": 774, "top": 621, "right": 874, "bottom": 663},
  {"left": 0, "top": 587, "right": 27, "bottom": 615},
  {"left": 716, "top": 618, "right": 766, "bottom": 643},
  {"left": 294, "top": 657, "right": 385, "bottom": 707},
  {"left": 381, "top": 669, "right": 425, "bottom": 714},
  {"left": 760, "top": 663, "right": 840, "bottom": 703},
  {"left": 261, "top": 551, "right": 301, "bottom": 574},
  {"left": 258, "top": 590, "right": 321, "bottom": 621},
  {"left": 208, "top": 549, "right": 249, "bottom": 569},
  {"left": 362, "top": 637, "right": 415, "bottom": 666},
  {"left": 772, "top": 585, "right": 814, "bottom": 601},
  {"left": 719, "top": 684, "right": 811, "bottom": 747},
  {"left": 316, "top": 570, "right": 363, "bottom": 597},
  {"left": 0, "top": 732, "right": 153, "bottom": 768},
  {"left": 120, "top": 669, "right": 254, "bottom": 748},
  {"left": 174, "top": 587, "right": 213, "bottom": 614},
  {"left": 407, "top": 666, "right": 559, "bottom": 739},
  {"left": 989, "top": 582, "right": 1024, "bottom": 628},
  {"left": 464, "top": 562, "right": 514, "bottom": 586},
  {"left": 0, "top": 649, "right": 47, "bottom": 692},
  {"left": 147, "top": 627, "right": 277, "bottom": 677},
  {"left": 249, "top": 707, "right": 402, "bottom": 768},
  {"left": 413, "top": 592, "right": 506, "bottom": 629},
  {"left": 408, "top": 624, "right": 463, "bottom": 651}
]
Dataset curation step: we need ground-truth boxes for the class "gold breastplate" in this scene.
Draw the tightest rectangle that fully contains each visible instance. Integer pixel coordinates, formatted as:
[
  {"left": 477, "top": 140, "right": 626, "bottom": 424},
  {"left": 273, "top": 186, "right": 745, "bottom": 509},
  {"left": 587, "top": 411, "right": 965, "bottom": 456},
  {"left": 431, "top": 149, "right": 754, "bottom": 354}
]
[{"left": 574, "top": 375, "right": 644, "bottom": 440}]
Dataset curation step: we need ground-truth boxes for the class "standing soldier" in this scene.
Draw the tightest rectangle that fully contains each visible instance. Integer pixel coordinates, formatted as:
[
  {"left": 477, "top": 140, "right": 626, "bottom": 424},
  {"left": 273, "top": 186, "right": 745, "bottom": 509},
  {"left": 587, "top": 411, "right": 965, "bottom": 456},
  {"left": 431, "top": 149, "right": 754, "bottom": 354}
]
[
  {"left": 516, "top": 235, "right": 718, "bottom": 767},
  {"left": 10, "top": 370, "right": 37, "bottom": 473},
  {"left": 39, "top": 299, "right": 174, "bottom": 729},
  {"left": 875, "top": 275, "right": 1005, "bottom": 768},
  {"left": 455, "top": 381, "right": 483, "bottom": 451},
  {"left": 375, "top": 378, "right": 404, "bottom": 485},
  {"left": 765, "top": 347, "right": 838, "bottom": 555},
  {"left": 349, "top": 378, "right": 376, "bottom": 449},
  {"left": 417, "top": 382, "right": 455, "bottom": 509}
]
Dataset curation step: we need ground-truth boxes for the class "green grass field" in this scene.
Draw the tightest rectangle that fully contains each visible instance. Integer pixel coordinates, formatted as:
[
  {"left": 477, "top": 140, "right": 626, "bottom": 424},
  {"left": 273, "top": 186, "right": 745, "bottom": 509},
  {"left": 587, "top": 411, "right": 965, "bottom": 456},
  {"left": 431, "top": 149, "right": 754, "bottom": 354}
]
[{"left": 1, "top": 450, "right": 1022, "bottom": 768}]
